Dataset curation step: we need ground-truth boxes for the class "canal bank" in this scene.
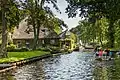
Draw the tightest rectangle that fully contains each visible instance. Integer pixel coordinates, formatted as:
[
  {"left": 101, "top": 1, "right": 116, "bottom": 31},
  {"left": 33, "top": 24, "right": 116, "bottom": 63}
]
[
  {"left": 0, "top": 50, "right": 75, "bottom": 73},
  {"left": 0, "top": 51, "right": 52, "bottom": 73},
  {"left": 0, "top": 49, "right": 76, "bottom": 73}
]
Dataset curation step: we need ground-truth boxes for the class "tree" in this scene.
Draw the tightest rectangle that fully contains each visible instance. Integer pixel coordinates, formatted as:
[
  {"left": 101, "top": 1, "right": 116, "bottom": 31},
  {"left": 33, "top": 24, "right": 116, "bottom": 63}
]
[
  {"left": 1, "top": 0, "right": 8, "bottom": 58},
  {"left": 65, "top": 0, "right": 120, "bottom": 48},
  {"left": 0, "top": 0, "right": 22, "bottom": 58},
  {"left": 44, "top": 17, "right": 68, "bottom": 34},
  {"left": 21, "top": 0, "right": 67, "bottom": 50},
  {"left": 94, "top": 18, "right": 108, "bottom": 47},
  {"left": 20, "top": 0, "right": 56, "bottom": 50},
  {"left": 71, "top": 17, "right": 109, "bottom": 47},
  {"left": 114, "top": 20, "right": 120, "bottom": 49}
]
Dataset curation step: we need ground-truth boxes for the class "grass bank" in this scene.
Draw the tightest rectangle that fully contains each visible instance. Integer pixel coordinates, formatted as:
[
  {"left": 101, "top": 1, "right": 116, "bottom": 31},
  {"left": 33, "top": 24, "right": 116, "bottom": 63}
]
[{"left": 0, "top": 51, "right": 50, "bottom": 63}]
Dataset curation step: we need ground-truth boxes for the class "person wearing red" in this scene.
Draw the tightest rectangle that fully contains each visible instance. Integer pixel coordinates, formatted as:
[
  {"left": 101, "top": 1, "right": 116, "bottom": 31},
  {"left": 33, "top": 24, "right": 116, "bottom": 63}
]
[{"left": 98, "top": 49, "right": 103, "bottom": 58}]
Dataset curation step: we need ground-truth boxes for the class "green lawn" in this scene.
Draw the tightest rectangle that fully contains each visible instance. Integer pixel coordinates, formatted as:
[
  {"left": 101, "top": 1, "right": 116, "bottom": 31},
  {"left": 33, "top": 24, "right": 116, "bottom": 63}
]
[{"left": 0, "top": 51, "right": 50, "bottom": 63}]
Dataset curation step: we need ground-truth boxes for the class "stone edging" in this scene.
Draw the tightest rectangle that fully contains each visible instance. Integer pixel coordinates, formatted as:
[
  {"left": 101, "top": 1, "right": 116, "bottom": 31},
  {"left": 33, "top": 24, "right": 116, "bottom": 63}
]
[{"left": 0, "top": 54, "right": 52, "bottom": 73}]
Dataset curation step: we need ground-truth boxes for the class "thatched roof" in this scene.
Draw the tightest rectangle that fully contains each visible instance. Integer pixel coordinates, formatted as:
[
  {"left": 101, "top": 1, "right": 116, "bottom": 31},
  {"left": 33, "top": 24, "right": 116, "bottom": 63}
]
[{"left": 12, "top": 18, "right": 59, "bottom": 40}]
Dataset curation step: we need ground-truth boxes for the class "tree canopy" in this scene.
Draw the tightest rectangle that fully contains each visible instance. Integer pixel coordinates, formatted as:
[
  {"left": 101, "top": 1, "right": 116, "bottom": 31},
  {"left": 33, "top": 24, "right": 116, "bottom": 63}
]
[{"left": 65, "top": 0, "right": 120, "bottom": 48}]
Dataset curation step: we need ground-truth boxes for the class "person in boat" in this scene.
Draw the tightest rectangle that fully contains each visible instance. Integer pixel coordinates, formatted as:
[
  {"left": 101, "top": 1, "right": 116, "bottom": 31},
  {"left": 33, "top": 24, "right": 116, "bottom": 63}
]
[
  {"left": 95, "top": 49, "right": 99, "bottom": 58},
  {"left": 104, "top": 48, "right": 110, "bottom": 59},
  {"left": 98, "top": 49, "right": 103, "bottom": 58},
  {"left": 109, "top": 51, "right": 113, "bottom": 60},
  {"left": 94, "top": 46, "right": 100, "bottom": 57},
  {"left": 103, "top": 50, "right": 107, "bottom": 59}
]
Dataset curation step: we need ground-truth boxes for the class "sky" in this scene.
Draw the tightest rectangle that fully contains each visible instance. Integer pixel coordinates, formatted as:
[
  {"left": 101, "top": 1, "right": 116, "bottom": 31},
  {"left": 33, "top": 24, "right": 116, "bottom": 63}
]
[
  {"left": 19, "top": 0, "right": 82, "bottom": 29},
  {"left": 46, "top": 0, "right": 82, "bottom": 29}
]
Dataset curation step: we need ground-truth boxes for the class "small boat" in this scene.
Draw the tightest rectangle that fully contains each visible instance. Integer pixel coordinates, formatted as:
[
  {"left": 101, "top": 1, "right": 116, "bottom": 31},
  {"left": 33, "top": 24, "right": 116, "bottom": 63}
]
[{"left": 95, "top": 56, "right": 114, "bottom": 61}]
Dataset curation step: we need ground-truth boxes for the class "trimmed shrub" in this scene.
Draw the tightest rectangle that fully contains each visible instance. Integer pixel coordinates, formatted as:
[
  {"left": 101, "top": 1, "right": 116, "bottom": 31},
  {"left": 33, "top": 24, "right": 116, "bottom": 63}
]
[
  {"left": 12, "top": 48, "right": 29, "bottom": 52},
  {"left": 20, "top": 47, "right": 29, "bottom": 52},
  {"left": 7, "top": 44, "right": 29, "bottom": 52},
  {"left": 49, "top": 47, "right": 60, "bottom": 51},
  {"left": 7, "top": 44, "right": 16, "bottom": 52},
  {"left": 36, "top": 48, "right": 50, "bottom": 51}
]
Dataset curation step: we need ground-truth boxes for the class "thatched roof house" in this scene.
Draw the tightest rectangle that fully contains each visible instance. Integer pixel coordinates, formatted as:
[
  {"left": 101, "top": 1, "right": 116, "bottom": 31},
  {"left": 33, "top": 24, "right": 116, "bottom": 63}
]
[{"left": 12, "top": 18, "right": 60, "bottom": 48}]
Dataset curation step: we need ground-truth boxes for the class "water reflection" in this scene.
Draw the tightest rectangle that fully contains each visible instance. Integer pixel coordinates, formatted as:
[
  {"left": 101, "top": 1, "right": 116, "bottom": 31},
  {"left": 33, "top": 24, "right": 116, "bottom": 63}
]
[
  {"left": 0, "top": 51, "right": 117, "bottom": 80},
  {"left": 0, "top": 71, "right": 15, "bottom": 80},
  {"left": 42, "top": 52, "right": 94, "bottom": 80},
  {"left": 14, "top": 61, "right": 45, "bottom": 80}
]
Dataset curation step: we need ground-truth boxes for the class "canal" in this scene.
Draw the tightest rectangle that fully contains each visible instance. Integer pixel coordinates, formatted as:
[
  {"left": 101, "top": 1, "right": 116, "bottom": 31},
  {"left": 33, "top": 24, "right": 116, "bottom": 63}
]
[{"left": 0, "top": 51, "right": 117, "bottom": 80}]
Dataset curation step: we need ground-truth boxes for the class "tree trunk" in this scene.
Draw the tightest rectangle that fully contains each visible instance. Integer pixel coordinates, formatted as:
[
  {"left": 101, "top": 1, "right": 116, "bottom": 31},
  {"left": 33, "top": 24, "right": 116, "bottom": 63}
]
[
  {"left": 32, "top": 20, "right": 40, "bottom": 50},
  {"left": 36, "top": 24, "right": 40, "bottom": 48},
  {"left": 0, "top": 8, "right": 7, "bottom": 58},
  {"left": 108, "top": 20, "right": 115, "bottom": 48},
  {"left": 33, "top": 25, "right": 37, "bottom": 50},
  {"left": 32, "top": 17, "right": 37, "bottom": 50}
]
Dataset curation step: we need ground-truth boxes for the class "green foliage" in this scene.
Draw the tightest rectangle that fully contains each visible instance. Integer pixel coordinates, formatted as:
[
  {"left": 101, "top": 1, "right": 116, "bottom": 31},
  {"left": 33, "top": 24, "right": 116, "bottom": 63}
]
[
  {"left": 114, "top": 20, "right": 120, "bottom": 49},
  {"left": 7, "top": 44, "right": 16, "bottom": 52},
  {"left": 50, "top": 46, "right": 60, "bottom": 50},
  {"left": 19, "top": 47, "right": 29, "bottom": 52},
  {"left": 36, "top": 47, "right": 50, "bottom": 51},
  {"left": 44, "top": 17, "right": 64, "bottom": 34},
  {"left": 7, "top": 43, "right": 30, "bottom": 52},
  {"left": 72, "top": 18, "right": 109, "bottom": 47},
  {"left": 1, "top": 0, "right": 23, "bottom": 30},
  {"left": 54, "top": 25, "right": 62, "bottom": 34},
  {"left": 49, "top": 46, "right": 61, "bottom": 54},
  {"left": 65, "top": 0, "right": 120, "bottom": 20},
  {"left": 65, "top": 0, "right": 120, "bottom": 48},
  {"left": 49, "top": 18, "right": 67, "bottom": 34},
  {"left": 0, "top": 51, "right": 50, "bottom": 63},
  {"left": 70, "top": 33, "right": 77, "bottom": 42},
  {"left": 7, "top": 47, "right": 29, "bottom": 52}
]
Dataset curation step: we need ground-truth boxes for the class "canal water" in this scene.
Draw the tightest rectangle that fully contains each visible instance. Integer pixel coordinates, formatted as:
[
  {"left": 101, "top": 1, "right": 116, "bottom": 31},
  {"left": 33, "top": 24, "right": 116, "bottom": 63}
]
[{"left": 0, "top": 51, "right": 116, "bottom": 80}]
